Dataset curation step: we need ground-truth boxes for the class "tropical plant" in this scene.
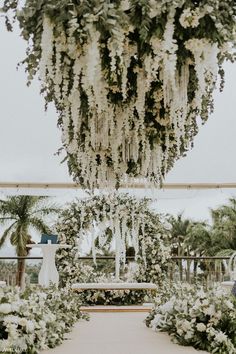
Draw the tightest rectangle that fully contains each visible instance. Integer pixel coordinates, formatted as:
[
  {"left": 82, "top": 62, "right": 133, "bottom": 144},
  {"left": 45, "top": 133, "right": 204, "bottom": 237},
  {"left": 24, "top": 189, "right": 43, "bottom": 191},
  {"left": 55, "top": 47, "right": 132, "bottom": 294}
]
[
  {"left": 168, "top": 213, "right": 192, "bottom": 280},
  {"left": 210, "top": 198, "right": 236, "bottom": 256},
  {"left": 168, "top": 213, "right": 191, "bottom": 257},
  {"left": 168, "top": 214, "right": 213, "bottom": 281},
  {"left": 0, "top": 195, "right": 59, "bottom": 288},
  {"left": 184, "top": 221, "right": 212, "bottom": 257}
]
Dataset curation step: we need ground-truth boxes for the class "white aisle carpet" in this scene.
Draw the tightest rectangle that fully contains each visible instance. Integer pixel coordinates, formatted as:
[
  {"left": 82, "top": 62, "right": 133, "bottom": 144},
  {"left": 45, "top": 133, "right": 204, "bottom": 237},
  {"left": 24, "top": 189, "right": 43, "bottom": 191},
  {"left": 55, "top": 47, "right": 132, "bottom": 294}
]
[{"left": 42, "top": 312, "right": 207, "bottom": 354}]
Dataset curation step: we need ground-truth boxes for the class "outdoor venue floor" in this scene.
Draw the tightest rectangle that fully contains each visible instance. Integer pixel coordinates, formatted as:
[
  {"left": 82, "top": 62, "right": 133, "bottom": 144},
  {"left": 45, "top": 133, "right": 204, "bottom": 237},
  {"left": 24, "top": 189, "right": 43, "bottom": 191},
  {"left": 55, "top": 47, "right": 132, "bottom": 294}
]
[{"left": 42, "top": 310, "right": 207, "bottom": 354}]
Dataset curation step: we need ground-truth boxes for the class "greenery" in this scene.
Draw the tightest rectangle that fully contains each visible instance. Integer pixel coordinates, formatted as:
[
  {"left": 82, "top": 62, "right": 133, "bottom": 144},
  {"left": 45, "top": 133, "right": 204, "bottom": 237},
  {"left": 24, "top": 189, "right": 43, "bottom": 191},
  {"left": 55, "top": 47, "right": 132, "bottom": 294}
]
[
  {"left": 210, "top": 198, "right": 236, "bottom": 256},
  {"left": 0, "top": 196, "right": 59, "bottom": 288},
  {"left": 167, "top": 198, "right": 236, "bottom": 259},
  {"left": 0, "top": 285, "right": 87, "bottom": 353}
]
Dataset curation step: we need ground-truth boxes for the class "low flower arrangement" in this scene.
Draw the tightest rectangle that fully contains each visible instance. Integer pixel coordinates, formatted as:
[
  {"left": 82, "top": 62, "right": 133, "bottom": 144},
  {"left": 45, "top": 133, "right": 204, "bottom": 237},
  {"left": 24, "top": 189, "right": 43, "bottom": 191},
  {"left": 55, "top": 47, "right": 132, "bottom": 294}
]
[
  {"left": 0, "top": 285, "right": 87, "bottom": 354},
  {"left": 146, "top": 283, "right": 236, "bottom": 354}
]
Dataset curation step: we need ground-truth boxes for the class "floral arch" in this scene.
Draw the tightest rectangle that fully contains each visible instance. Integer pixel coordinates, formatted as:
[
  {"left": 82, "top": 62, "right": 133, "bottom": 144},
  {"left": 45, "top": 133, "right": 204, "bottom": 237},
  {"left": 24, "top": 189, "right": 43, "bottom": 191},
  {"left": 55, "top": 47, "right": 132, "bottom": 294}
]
[{"left": 56, "top": 194, "right": 171, "bottom": 292}]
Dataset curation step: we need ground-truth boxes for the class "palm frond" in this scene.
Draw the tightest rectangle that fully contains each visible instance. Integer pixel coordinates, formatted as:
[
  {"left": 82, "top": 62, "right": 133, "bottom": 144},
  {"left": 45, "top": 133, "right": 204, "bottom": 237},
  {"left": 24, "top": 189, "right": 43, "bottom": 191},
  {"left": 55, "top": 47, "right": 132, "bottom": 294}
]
[
  {"left": 30, "top": 205, "right": 60, "bottom": 217},
  {"left": 0, "top": 221, "right": 17, "bottom": 248},
  {"left": 0, "top": 195, "right": 58, "bottom": 255},
  {"left": 215, "top": 249, "right": 236, "bottom": 257},
  {"left": 27, "top": 217, "right": 51, "bottom": 234}
]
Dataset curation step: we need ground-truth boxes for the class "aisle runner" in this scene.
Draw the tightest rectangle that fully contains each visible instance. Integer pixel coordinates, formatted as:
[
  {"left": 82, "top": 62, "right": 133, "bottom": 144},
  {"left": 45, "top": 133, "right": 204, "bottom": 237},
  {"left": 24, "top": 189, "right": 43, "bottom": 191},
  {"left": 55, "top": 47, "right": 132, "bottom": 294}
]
[{"left": 42, "top": 312, "right": 207, "bottom": 354}]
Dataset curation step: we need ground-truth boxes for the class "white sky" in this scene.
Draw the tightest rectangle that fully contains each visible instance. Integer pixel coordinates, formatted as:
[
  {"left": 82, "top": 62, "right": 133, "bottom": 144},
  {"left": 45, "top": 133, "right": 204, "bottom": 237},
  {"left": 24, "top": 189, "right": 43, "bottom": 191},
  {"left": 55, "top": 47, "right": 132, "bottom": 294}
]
[{"left": 0, "top": 18, "right": 236, "bottom": 245}]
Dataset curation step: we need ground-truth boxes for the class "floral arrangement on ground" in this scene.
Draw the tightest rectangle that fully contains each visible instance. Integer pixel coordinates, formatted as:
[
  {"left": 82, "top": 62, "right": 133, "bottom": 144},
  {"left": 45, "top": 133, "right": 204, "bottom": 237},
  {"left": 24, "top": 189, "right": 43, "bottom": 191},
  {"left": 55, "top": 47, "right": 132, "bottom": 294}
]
[
  {"left": 146, "top": 282, "right": 236, "bottom": 354},
  {"left": 56, "top": 193, "right": 171, "bottom": 304},
  {"left": 2, "top": 0, "right": 236, "bottom": 188},
  {"left": 0, "top": 285, "right": 87, "bottom": 354}
]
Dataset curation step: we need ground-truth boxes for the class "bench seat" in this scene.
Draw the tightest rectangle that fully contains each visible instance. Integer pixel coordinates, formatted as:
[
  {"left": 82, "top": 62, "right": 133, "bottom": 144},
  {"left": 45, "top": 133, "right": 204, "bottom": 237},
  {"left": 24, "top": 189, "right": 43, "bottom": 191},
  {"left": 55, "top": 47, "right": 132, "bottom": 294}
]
[{"left": 72, "top": 282, "right": 157, "bottom": 291}]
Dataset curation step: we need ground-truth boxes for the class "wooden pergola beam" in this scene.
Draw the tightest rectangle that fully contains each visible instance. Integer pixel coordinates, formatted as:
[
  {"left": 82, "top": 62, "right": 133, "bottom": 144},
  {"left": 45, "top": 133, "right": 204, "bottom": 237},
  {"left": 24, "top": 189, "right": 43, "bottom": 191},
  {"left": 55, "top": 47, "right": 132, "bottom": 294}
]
[{"left": 0, "top": 182, "right": 235, "bottom": 189}]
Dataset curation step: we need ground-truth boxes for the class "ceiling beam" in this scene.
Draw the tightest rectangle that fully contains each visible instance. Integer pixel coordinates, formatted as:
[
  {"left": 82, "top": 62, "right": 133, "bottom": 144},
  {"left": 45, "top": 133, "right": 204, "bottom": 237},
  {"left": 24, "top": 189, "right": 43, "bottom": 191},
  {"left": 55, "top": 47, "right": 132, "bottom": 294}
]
[{"left": 0, "top": 182, "right": 235, "bottom": 189}]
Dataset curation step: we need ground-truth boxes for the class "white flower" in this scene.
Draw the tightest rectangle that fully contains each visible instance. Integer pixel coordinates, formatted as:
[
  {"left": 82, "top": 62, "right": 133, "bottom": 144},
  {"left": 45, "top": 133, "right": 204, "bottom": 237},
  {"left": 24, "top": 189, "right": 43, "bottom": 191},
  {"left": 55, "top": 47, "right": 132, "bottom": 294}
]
[
  {"left": 184, "top": 330, "right": 194, "bottom": 340},
  {"left": 160, "top": 300, "right": 174, "bottom": 314},
  {"left": 179, "top": 8, "right": 203, "bottom": 28},
  {"left": 0, "top": 303, "right": 12, "bottom": 314},
  {"left": 196, "top": 323, "right": 207, "bottom": 332},
  {"left": 214, "top": 331, "right": 228, "bottom": 343},
  {"left": 225, "top": 300, "right": 234, "bottom": 310},
  {"left": 4, "top": 315, "right": 19, "bottom": 324},
  {"left": 202, "top": 299, "right": 209, "bottom": 306},
  {"left": 204, "top": 304, "right": 215, "bottom": 316},
  {"left": 181, "top": 320, "right": 192, "bottom": 332},
  {"left": 19, "top": 318, "right": 28, "bottom": 327},
  {"left": 151, "top": 313, "right": 164, "bottom": 328},
  {"left": 196, "top": 288, "right": 206, "bottom": 299},
  {"left": 11, "top": 301, "right": 21, "bottom": 312},
  {"left": 26, "top": 320, "right": 35, "bottom": 332}
]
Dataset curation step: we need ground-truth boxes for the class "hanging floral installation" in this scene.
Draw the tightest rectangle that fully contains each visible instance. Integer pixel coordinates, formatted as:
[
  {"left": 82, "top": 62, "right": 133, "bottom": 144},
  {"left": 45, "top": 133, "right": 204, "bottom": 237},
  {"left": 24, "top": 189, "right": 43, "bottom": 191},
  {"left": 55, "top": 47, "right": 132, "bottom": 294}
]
[
  {"left": 2, "top": 0, "right": 236, "bottom": 188},
  {"left": 56, "top": 193, "right": 171, "bottom": 285}
]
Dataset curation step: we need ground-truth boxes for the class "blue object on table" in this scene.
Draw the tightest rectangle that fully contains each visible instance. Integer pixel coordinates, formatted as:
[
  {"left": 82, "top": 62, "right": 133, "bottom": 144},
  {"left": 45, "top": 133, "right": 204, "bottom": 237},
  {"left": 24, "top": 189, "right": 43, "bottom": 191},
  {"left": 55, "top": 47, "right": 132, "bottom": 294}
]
[{"left": 39, "top": 234, "right": 58, "bottom": 244}]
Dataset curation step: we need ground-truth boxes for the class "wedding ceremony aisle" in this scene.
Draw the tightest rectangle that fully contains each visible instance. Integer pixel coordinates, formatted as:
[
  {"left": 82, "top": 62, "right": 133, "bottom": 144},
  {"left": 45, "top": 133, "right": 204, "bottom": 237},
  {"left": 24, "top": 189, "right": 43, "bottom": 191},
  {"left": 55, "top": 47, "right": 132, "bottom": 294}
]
[{"left": 42, "top": 311, "right": 207, "bottom": 354}]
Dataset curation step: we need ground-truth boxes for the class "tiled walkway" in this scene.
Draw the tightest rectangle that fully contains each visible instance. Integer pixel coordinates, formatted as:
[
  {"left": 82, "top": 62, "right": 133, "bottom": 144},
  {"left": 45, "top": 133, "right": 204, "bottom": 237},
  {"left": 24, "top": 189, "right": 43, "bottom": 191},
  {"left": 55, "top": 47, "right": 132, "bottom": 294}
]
[{"left": 42, "top": 312, "right": 207, "bottom": 354}]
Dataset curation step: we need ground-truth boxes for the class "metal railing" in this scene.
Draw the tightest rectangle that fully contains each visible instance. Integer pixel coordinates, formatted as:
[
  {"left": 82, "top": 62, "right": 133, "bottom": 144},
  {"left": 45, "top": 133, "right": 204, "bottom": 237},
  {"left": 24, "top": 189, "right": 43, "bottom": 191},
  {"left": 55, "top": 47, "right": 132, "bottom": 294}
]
[{"left": 0, "top": 256, "right": 232, "bottom": 287}]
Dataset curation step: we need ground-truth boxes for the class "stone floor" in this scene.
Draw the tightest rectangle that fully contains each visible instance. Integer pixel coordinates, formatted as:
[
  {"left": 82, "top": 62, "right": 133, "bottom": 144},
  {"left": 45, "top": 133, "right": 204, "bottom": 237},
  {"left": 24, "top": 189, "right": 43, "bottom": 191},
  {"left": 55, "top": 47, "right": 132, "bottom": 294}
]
[{"left": 42, "top": 312, "right": 208, "bottom": 354}]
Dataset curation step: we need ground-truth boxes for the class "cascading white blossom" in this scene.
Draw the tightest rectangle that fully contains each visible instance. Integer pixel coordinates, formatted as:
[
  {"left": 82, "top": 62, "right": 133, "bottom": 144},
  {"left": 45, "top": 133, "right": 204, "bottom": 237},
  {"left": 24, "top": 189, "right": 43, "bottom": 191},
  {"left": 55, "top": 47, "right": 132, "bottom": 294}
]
[
  {"left": 39, "top": 16, "right": 54, "bottom": 83},
  {"left": 29, "top": 0, "right": 233, "bottom": 189},
  {"left": 185, "top": 39, "right": 219, "bottom": 110}
]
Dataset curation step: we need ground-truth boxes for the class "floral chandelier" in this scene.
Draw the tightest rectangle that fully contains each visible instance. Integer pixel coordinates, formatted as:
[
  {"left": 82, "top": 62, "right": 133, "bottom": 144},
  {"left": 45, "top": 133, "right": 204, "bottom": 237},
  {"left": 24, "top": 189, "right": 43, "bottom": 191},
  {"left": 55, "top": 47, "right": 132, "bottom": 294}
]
[{"left": 2, "top": 0, "right": 236, "bottom": 188}]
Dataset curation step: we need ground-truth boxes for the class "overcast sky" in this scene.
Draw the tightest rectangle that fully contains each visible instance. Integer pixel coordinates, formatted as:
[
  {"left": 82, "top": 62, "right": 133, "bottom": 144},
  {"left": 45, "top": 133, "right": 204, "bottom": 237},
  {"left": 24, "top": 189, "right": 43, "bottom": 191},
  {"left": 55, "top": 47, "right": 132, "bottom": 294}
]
[{"left": 0, "top": 19, "right": 236, "bottom": 233}]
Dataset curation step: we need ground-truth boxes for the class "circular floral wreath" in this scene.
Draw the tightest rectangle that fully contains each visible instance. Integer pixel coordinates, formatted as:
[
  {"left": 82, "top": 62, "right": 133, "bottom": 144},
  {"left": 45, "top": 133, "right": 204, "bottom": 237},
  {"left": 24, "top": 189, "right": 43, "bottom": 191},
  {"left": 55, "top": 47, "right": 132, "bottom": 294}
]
[
  {"left": 2, "top": 0, "right": 236, "bottom": 188},
  {"left": 56, "top": 194, "right": 171, "bottom": 297}
]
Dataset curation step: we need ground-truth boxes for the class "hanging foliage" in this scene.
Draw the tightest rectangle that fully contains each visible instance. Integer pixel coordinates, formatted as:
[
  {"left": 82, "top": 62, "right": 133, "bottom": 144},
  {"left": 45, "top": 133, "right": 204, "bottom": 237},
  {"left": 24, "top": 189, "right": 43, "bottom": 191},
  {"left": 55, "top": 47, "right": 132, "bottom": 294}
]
[
  {"left": 2, "top": 0, "right": 236, "bottom": 188},
  {"left": 55, "top": 193, "right": 171, "bottom": 286}
]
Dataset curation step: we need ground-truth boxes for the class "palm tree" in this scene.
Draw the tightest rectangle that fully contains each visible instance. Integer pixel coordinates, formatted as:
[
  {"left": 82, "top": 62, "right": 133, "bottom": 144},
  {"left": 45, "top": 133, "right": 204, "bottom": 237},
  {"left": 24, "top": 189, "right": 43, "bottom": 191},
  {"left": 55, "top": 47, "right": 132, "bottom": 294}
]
[
  {"left": 210, "top": 197, "right": 236, "bottom": 256},
  {"left": 211, "top": 198, "right": 236, "bottom": 254},
  {"left": 184, "top": 222, "right": 215, "bottom": 283},
  {"left": 168, "top": 213, "right": 192, "bottom": 281},
  {"left": 168, "top": 213, "right": 191, "bottom": 256},
  {"left": 184, "top": 221, "right": 212, "bottom": 256},
  {"left": 168, "top": 214, "right": 212, "bottom": 282},
  {"left": 0, "top": 195, "right": 59, "bottom": 288}
]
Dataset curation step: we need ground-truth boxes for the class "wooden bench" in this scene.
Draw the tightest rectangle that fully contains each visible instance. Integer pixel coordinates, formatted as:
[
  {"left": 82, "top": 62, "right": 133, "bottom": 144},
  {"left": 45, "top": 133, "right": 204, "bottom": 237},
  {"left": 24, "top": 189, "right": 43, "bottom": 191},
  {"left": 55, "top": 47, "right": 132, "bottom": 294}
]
[{"left": 72, "top": 282, "right": 158, "bottom": 293}]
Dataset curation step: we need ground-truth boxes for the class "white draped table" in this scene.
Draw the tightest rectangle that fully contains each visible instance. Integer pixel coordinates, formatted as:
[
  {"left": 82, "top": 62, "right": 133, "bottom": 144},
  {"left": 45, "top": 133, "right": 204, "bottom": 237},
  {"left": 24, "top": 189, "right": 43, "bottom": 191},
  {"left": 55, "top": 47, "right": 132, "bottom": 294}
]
[
  {"left": 27, "top": 243, "right": 70, "bottom": 287},
  {"left": 72, "top": 282, "right": 158, "bottom": 293}
]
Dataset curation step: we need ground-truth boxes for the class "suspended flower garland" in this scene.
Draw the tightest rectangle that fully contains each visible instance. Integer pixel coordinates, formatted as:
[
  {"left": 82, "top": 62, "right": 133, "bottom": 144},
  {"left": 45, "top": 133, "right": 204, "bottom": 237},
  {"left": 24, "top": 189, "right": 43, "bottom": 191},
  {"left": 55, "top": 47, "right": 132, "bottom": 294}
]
[
  {"left": 2, "top": 0, "right": 236, "bottom": 188},
  {"left": 55, "top": 193, "right": 171, "bottom": 285}
]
